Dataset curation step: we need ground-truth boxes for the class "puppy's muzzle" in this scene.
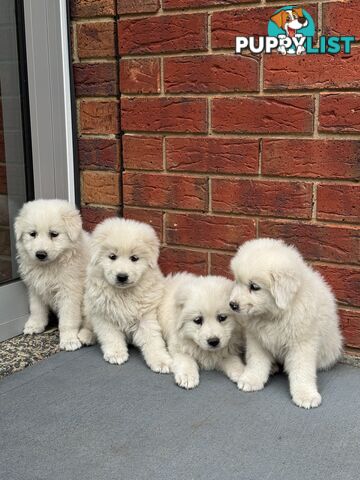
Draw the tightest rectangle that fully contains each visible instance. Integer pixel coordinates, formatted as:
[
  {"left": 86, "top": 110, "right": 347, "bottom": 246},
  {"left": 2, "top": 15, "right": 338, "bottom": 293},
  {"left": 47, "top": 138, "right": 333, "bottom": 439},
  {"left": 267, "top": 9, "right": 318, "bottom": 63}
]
[
  {"left": 116, "top": 273, "right": 128, "bottom": 284},
  {"left": 229, "top": 301, "right": 240, "bottom": 312},
  {"left": 35, "top": 250, "right": 48, "bottom": 261},
  {"left": 207, "top": 337, "right": 220, "bottom": 348}
]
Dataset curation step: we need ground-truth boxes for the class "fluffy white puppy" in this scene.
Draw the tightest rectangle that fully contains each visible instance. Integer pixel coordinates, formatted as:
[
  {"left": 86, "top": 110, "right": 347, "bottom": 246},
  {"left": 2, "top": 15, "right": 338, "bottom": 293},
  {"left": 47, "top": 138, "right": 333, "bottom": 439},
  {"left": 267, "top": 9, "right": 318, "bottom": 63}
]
[
  {"left": 229, "top": 238, "right": 343, "bottom": 409},
  {"left": 14, "top": 199, "right": 88, "bottom": 351},
  {"left": 158, "top": 273, "right": 244, "bottom": 389},
  {"left": 83, "top": 217, "right": 171, "bottom": 373}
]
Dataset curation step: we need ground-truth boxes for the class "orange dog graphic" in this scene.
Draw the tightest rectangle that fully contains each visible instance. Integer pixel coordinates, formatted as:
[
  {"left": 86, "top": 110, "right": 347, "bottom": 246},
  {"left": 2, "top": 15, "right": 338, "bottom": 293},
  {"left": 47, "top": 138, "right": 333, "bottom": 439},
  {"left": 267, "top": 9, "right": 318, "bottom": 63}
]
[{"left": 271, "top": 7, "right": 308, "bottom": 54}]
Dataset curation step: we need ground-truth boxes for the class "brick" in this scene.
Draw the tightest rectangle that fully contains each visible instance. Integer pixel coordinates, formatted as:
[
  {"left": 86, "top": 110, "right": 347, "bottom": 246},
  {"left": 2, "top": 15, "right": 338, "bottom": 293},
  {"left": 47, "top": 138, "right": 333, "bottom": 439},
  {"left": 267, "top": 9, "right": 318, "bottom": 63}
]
[
  {"left": 164, "top": 0, "right": 247, "bottom": 9},
  {"left": 0, "top": 228, "right": 11, "bottom": 256},
  {"left": 123, "top": 207, "right": 163, "bottom": 241},
  {"left": 212, "top": 179, "right": 312, "bottom": 219},
  {"left": 123, "top": 135, "right": 163, "bottom": 171},
  {"left": 123, "top": 173, "right": 207, "bottom": 210},
  {"left": 73, "top": 63, "right": 117, "bottom": 96},
  {"left": 71, "top": 0, "right": 115, "bottom": 17},
  {"left": 80, "top": 100, "right": 119, "bottom": 135},
  {"left": 77, "top": 22, "right": 115, "bottom": 59},
  {"left": 0, "top": 259, "right": 12, "bottom": 283},
  {"left": 118, "top": 0, "right": 160, "bottom": 14},
  {"left": 121, "top": 98, "right": 207, "bottom": 133},
  {"left": 262, "top": 139, "right": 360, "bottom": 180},
  {"left": 166, "top": 137, "right": 258, "bottom": 174},
  {"left": 319, "top": 94, "right": 360, "bottom": 133},
  {"left": 340, "top": 309, "right": 360, "bottom": 349},
  {"left": 264, "top": 47, "right": 360, "bottom": 90},
  {"left": 259, "top": 220, "right": 360, "bottom": 265},
  {"left": 80, "top": 205, "right": 117, "bottom": 232},
  {"left": 0, "top": 164, "right": 7, "bottom": 195},
  {"left": 323, "top": 1, "right": 360, "bottom": 38},
  {"left": 120, "top": 58, "right": 160, "bottom": 94},
  {"left": 82, "top": 170, "right": 120, "bottom": 206},
  {"left": 164, "top": 55, "right": 259, "bottom": 93},
  {"left": 166, "top": 213, "right": 256, "bottom": 250},
  {"left": 317, "top": 185, "right": 360, "bottom": 224},
  {"left": 78, "top": 138, "right": 120, "bottom": 171},
  {"left": 212, "top": 96, "right": 314, "bottom": 134},
  {"left": 159, "top": 247, "right": 208, "bottom": 276},
  {"left": 118, "top": 14, "right": 207, "bottom": 55},
  {"left": 0, "top": 196, "right": 9, "bottom": 225},
  {"left": 315, "top": 264, "right": 360, "bottom": 308},
  {"left": 210, "top": 252, "right": 233, "bottom": 279}
]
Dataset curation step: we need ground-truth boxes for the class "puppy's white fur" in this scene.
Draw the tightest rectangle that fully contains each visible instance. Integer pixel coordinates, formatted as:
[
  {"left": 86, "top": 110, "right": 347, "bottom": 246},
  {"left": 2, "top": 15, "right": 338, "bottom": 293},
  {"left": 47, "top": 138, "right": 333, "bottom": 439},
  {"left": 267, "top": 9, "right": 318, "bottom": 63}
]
[
  {"left": 230, "top": 238, "right": 343, "bottom": 409},
  {"left": 15, "top": 199, "right": 89, "bottom": 351},
  {"left": 158, "top": 273, "right": 244, "bottom": 389},
  {"left": 83, "top": 217, "right": 171, "bottom": 373}
]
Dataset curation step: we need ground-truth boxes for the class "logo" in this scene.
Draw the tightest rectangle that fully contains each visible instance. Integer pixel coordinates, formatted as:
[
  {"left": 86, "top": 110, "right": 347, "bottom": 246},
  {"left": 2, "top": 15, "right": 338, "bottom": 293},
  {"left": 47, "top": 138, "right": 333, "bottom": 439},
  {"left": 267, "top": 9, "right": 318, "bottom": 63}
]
[{"left": 235, "top": 5, "right": 355, "bottom": 55}]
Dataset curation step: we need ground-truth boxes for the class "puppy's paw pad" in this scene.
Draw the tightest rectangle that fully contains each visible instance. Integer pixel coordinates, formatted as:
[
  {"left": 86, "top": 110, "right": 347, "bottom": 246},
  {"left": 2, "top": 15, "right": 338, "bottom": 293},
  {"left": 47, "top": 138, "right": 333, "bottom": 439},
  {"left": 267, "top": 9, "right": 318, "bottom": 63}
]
[
  {"left": 292, "top": 391, "right": 322, "bottom": 409},
  {"left": 175, "top": 372, "right": 199, "bottom": 390},
  {"left": 23, "top": 321, "right": 46, "bottom": 335},
  {"left": 238, "top": 374, "right": 265, "bottom": 392},
  {"left": 103, "top": 351, "right": 129, "bottom": 365},
  {"left": 78, "top": 329, "right": 96, "bottom": 346},
  {"left": 60, "top": 337, "right": 82, "bottom": 351}
]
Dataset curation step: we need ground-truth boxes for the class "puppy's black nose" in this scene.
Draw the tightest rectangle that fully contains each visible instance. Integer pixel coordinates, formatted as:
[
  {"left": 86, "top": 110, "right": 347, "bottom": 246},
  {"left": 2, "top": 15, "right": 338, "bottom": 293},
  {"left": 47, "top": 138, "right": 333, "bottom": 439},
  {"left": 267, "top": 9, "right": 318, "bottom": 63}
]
[
  {"left": 116, "top": 273, "right": 128, "bottom": 283},
  {"left": 229, "top": 301, "right": 240, "bottom": 312},
  {"left": 298, "top": 16, "right": 307, "bottom": 24},
  {"left": 35, "top": 250, "right": 48, "bottom": 260},
  {"left": 207, "top": 337, "right": 220, "bottom": 348}
]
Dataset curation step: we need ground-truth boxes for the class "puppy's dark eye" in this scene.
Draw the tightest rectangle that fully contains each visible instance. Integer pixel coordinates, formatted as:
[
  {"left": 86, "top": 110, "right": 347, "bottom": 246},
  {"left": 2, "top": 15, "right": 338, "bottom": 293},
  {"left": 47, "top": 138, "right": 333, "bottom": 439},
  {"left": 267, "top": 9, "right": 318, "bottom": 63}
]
[
  {"left": 249, "top": 282, "right": 261, "bottom": 292},
  {"left": 29, "top": 231, "right": 37, "bottom": 238},
  {"left": 109, "top": 253, "right": 117, "bottom": 261},
  {"left": 193, "top": 316, "right": 203, "bottom": 326},
  {"left": 217, "top": 314, "right": 227, "bottom": 322},
  {"left": 130, "top": 255, "right": 139, "bottom": 262},
  {"left": 50, "top": 231, "right": 59, "bottom": 238}
]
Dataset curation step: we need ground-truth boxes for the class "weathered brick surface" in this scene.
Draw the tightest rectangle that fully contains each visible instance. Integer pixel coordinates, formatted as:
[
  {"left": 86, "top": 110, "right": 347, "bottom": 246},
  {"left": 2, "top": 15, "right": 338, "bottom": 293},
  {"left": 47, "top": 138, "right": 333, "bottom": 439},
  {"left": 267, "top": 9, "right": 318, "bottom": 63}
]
[
  {"left": 82, "top": 171, "right": 120, "bottom": 206},
  {"left": 164, "top": 0, "right": 247, "bottom": 9},
  {"left": 340, "top": 309, "right": 360, "bottom": 349},
  {"left": 164, "top": 55, "right": 259, "bottom": 93},
  {"left": 71, "top": 0, "right": 116, "bottom": 18},
  {"left": 212, "top": 179, "right": 312, "bottom": 219},
  {"left": 323, "top": 0, "right": 360, "bottom": 37},
  {"left": 78, "top": 138, "right": 120, "bottom": 171},
  {"left": 123, "top": 173, "right": 208, "bottom": 210},
  {"left": 73, "top": 63, "right": 118, "bottom": 96},
  {"left": 159, "top": 247, "right": 208, "bottom": 276},
  {"left": 121, "top": 98, "right": 207, "bottom": 133},
  {"left": 262, "top": 139, "right": 360, "bottom": 180},
  {"left": 77, "top": 22, "right": 116, "bottom": 59},
  {"left": 123, "top": 207, "right": 163, "bottom": 241},
  {"left": 212, "top": 96, "right": 314, "bottom": 134},
  {"left": 166, "top": 137, "right": 258, "bottom": 174},
  {"left": 119, "top": 0, "right": 159, "bottom": 14},
  {"left": 319, "top": 94, "right": 360, "bottom": 133},
  {"left": 210, "top": 252, "right": 233, "bottom": 278},
  {"left": 166, "top": 213, "right": 256, "bottom": 250},
  {"left": 123, "top": 135, "right": 163, "bottom": 171},
  {"left": 81, "top": 205, "right": 117, "bottom": 232},
  {"left": 80, "top": 100, "right": 119, "bottom": 135},
  {"left": 317, "top": 185, "right": 360, "bottom": 224},
  {"left": 120, "top": 58, "right": 160, "bottom": 94},
  {"left": 315, "top": 264, "right": 360, "bottom": 308},
  {"left": 118, "top": 14, "right": 207, "bottom": 55}
]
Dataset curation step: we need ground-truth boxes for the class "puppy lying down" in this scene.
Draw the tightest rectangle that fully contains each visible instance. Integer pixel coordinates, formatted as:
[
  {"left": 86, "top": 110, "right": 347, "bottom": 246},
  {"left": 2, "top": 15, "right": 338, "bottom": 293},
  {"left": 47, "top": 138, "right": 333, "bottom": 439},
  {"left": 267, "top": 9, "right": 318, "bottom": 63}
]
[
  {"left": 230, "top": 238, "right": 343, "bottom": 409},
  {"left": 158, "top": 273, "right": 244, "bottom": 389},
  {"left": 14, "top": 199, "right": 88, "bottom": 351},
  {"left": 82, "top": 218, "right": 172, "bottom": 373}
]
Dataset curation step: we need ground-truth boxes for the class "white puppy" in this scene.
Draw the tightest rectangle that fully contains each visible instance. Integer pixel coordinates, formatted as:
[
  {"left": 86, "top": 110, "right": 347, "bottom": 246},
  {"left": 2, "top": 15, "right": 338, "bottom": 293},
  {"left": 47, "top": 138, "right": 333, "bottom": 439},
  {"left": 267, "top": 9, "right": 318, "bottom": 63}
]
[
  {"left": 229, "top": 238, "right": 343, "bottom": 409},
  {"left": 14, "top": 199, "right": 88, "bottom": 351},
  {"left": 83, "top": 217, "right": 171, "bottom": 373},
  {"left": 158, "top": 273, "right": 244, "bottom": 389}
]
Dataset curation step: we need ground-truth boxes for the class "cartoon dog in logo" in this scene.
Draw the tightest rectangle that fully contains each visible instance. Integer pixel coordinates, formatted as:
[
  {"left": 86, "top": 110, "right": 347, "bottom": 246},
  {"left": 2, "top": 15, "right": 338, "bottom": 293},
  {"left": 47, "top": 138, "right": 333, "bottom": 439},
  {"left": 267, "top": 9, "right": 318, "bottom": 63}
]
[{"left": 271, "top": 7, "right": 308, "bottom": 55}]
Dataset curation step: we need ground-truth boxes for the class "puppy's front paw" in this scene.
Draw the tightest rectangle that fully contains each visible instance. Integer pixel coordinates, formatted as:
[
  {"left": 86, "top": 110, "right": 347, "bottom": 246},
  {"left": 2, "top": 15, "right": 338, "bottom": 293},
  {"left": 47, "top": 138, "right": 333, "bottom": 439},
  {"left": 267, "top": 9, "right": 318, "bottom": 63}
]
[
  {"left": 78, "top": 328, "right": 96, "bottom": 346},
  {"left": 60, "top": 334, "right": 82, "bottom": 352},
  {"left": 23, "top": 318, "right": 46, "bottom": 335},
  {"left": 238, "top": 372, "right": 265, "bottom": 392},
  {"left": 226, "top": 363, "right": 245, "bottom": 383},
  {"left": 292, "top": 390, "right": 322, "bottom": 409},
  {"left": 175, "top": 371, "right": 199, "bottom": 390},
  {"left": 147, "top": 355, "right": 172, "bottom": 374},
  {"left": 103, "top": 350, "right": 129, "bottom": 365}
]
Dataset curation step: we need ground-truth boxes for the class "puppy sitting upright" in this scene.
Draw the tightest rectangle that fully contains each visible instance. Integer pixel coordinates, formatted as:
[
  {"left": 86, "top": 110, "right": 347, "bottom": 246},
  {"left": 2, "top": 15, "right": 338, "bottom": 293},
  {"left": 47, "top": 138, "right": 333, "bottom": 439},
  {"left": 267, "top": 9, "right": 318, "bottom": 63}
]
[
  {"left": 15, "top": 199, "right": 88, "bottom": 351},
  {"left": 229, "top": 238, "right": 343, "bottom": 409},
  {"left": 158, "top": 273, "right": 244, "bottom": 389},
  {"left": 84, "top": 218, "right": 171, "bottom": 373}
]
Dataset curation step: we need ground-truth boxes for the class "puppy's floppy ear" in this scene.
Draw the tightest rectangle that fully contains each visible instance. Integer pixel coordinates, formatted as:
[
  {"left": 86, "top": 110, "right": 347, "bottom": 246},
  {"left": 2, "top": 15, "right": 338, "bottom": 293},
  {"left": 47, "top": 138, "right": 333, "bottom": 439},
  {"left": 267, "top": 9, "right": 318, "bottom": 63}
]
[
  {"left": 14, "top": 212, "right": 24, "bottom": 242},
  {"left": 270, "top": 270, "right": 300, "bottom": 310},
  {"left": 145, "top": 231, "right": 160, "bottom": 269},
  {"left": 271, "top": 10, "right": 287, "bottom": 29},
  {"left": 63, "top": 208, "right": 82, "bottom": 242},
  {"left": 294, "top": 7, "right": 304, "bottom": 17}
]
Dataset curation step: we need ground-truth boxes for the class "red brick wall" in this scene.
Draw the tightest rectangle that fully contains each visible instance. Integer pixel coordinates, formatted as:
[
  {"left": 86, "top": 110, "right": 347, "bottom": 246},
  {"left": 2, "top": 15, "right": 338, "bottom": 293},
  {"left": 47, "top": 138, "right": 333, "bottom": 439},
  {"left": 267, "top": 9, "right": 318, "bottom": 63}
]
[{"left": 72, "top": 1, "right": 360, "bottom": 350}]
